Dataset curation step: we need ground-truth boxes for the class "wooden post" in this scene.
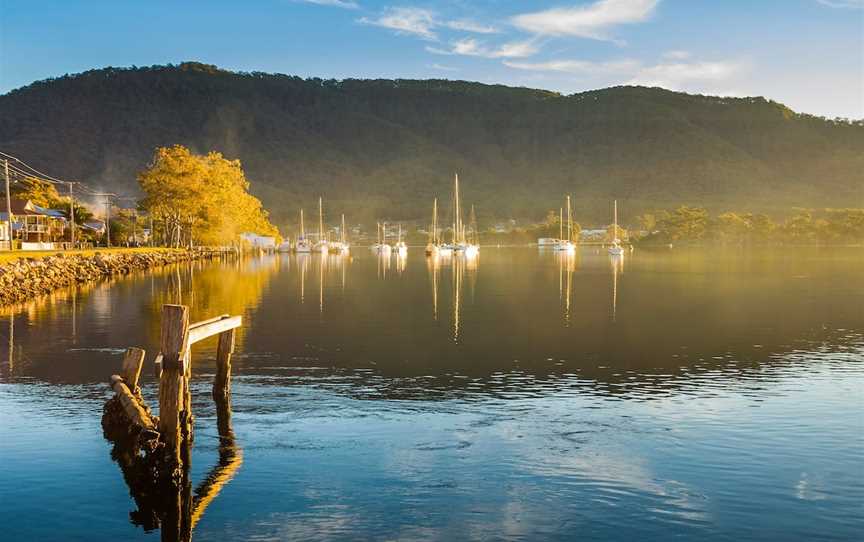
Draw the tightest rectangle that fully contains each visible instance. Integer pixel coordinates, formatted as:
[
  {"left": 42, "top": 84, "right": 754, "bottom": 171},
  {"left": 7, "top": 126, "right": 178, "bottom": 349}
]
[
  {"left": 120, "top": 347, "right": 146, "bottom": 393},
  {"left": 158, "top": 304, "right": 190, "bottom": 465},
  {"left": 213, "top": 328, "right": 235, "bottom": 402}
]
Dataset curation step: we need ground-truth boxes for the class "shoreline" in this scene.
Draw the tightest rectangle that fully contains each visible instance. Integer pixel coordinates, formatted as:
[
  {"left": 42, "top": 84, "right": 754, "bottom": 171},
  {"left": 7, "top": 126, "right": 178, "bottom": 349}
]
[{"left": 0, "top": 248, "right": 234, "bottom": 306}]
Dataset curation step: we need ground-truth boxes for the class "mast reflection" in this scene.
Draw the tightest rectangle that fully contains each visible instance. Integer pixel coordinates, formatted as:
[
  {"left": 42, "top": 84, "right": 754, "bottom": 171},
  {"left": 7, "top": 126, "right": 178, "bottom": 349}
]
[{"left": 610, "top": 253, "right": 624, "bottom": 322}]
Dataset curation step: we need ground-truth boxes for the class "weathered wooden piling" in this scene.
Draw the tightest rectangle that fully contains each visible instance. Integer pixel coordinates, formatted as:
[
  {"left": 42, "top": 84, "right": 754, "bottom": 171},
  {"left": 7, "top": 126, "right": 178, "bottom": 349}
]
[
  {"left": 102, "top": 303, "right": 243, "bottom": 540},
  {"left": 159, "top": 304, "right": 190, "bottom": 466},
  {"left": 213, "top": 327, "right": 236, "bottom": 402}
]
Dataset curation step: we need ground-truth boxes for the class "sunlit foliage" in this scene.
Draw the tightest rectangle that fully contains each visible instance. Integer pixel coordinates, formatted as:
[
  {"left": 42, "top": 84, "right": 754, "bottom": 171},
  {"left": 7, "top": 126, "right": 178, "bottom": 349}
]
[{"left": 138, "top": 145, "right": 278, "bottom": 247}]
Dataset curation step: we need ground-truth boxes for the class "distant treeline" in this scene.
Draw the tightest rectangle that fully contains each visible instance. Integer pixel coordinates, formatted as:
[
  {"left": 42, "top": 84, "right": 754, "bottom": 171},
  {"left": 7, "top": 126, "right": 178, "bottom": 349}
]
[{"left": 635, "top": 207, "right": 864, "bottom": 245}]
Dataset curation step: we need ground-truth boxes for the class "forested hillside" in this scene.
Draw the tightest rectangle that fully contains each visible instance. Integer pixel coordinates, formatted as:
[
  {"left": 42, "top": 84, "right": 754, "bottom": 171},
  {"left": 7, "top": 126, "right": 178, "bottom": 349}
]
[{"left": 0, "top": 62, "right": 861, "bottom": 228}]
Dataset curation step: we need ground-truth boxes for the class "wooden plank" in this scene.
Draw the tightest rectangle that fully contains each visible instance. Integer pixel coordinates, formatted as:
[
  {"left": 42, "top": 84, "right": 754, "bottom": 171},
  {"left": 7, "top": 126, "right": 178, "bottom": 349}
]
[
  {"left": 120, "top": 347, "right": 146, "bottom": 391},
  {"left": 213, "top": 328, "right": 236, "bottom": 402},
  {"left": 188, "top": 315, "right": 242, "bottom": 345},
  {"left": 189, "top": 314, "right": 229, "bottom": 330},
  {"left": 110, "top": 374, "right": 156, "bottom": 431}
]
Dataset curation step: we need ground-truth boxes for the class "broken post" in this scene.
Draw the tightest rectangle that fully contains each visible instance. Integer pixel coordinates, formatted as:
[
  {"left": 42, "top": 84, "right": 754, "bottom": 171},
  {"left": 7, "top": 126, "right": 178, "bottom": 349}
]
[{"left": 213, "top": 327, "right": 236, "bottom": 402}]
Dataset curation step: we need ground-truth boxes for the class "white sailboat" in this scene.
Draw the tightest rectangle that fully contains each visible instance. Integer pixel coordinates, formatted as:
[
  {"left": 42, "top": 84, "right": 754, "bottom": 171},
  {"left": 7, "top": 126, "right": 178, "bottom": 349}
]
[
  {"left": 394, "top": 223, "right": 407, "bottom": 255},
  {"left": 554, "top": 196, "right": 576, "bottom": 252},
  {"left": 312, "top": 197, "right": 328, "bottom": 253},
  {"left": 330, "top": 214, "right": 350, "bottom": 254},
  {"left": 443, "top": 173, "right": 478, "bottom": 254},
  {"left": 372, "top": 222, "right": 391, "bottom": 254},
  {"left": 426, "top": 198, "right": 440, "bottom": 257},
  {"left": 295, "top": 208, "right": 312, "bottom": 253},
  {"left": 608, "top": 199, "right": 625, "bottom": 256}
]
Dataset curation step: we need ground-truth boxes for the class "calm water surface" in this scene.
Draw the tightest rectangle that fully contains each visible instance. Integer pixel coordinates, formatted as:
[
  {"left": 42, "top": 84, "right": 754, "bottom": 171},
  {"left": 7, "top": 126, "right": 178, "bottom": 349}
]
[{"left": 1, "top": 247, "right": 862, "bottom": 541}]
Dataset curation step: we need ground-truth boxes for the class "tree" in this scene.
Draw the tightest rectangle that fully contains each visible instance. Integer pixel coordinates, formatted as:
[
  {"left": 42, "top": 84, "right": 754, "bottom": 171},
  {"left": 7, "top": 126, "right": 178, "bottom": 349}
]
[{"left": 138, "top": 145, "right": 278, "bottom": 247}]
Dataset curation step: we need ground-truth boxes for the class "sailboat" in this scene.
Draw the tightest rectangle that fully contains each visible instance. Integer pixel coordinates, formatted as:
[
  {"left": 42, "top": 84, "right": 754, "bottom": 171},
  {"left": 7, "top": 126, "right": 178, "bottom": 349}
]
[
  {"left": 330, "top": 214, "right": 350, "bottom": 254},
  {"left": 554, "top": 196, "right": 576, "bottom": 252},
  {"left": 426, "top": 198, "right": 440, "bottom": 257},
  {"left": 295, "top": 208, "right": 312, "bottom": 253},
  {"left": 442, "top": 173, "right": 478, "bottom": 254},
  {"left": 608, "top": 199, "right": 625, "bottom": 256},
  {"left": 393, "top": 223, "right": 407, "bottom": 255},
  {"left": 372, "top": 222, "right": 392, "bottom": 254},
  {"left": 312, "top": 197, "right": 328, "bottom": 253}
]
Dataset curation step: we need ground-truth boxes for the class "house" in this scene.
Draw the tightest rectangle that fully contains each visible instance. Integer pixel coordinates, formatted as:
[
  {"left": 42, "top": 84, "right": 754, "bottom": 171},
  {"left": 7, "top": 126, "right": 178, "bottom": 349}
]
[
  {"left": 240, "top": 232, "right": 276, "bottom": 250},
  {"left": 0, "top": 199, "right": 70, "bottom": 249}
]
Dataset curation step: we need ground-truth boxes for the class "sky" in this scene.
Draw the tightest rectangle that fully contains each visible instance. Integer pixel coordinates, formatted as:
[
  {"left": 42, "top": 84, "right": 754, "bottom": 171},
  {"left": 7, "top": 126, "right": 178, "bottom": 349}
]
[{"left": 0, "top": 0, "right": 862, "bottom": 118}]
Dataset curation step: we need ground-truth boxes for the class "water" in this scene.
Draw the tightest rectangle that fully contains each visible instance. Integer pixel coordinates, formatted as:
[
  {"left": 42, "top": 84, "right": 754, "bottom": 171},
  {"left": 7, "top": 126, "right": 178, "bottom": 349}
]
[{"left": 0, "top": 247, "right": 862, "bottom": 541}]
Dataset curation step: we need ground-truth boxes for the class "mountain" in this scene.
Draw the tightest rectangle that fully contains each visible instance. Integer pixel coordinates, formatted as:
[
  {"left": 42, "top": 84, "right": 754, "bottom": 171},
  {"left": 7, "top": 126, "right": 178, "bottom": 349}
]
[{"left": 0, "top": 62, "right": 861, "bottom": 228}]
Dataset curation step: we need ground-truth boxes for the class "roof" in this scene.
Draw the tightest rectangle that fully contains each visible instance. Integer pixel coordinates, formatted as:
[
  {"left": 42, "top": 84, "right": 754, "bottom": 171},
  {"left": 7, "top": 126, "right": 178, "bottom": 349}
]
[
  {"left": 82, "top": 220, "right": 105, "bottom": 232},
  {"left": 33, "top": 205, "right": 67, "bottom": 219},
  {"left": 1, "top": 199, "right": 37, "bottom": 215}
]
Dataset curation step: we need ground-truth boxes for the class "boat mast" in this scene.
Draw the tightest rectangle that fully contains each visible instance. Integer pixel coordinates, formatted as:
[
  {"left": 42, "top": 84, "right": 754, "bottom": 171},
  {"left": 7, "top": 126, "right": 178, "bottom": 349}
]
[
  {"left": 341, "top": 214, "right": 346, "bottom": 244},
  {"left": 318, "top": 197, "right": 324, "bottom": 243},
  {"left": 566, "top": 195, "right": 572, "bottom": 242},
  {"left": 469, "top": 204, "right": 477, "bottom": 245},
  {"left": 613, "top": 199, "right": 618, "bottom": 242},
  {"left": 432, "top": 198, "right": 438, "bottom": 244},
  {"left": 454, "top": 173, "right": 461, "bottom": 244},
  {"left": 559, "top": 208, "right": 563, "bottom": 240},
  {"left": 300, "top": 209, "right": 305, "bottom": 239}
]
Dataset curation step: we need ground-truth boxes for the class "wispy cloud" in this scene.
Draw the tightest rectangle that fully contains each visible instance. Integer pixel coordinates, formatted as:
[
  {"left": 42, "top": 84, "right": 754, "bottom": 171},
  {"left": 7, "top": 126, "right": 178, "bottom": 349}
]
[
  {"left": 444, "top": 20, "right": 499, "bottom": 34},
  {"left": 511, "top": 0, "right": 659, "bottom": 41},
  {"left": 428, "top": 38, "right": 539, "bottom": 59},
  {"left": 359, "top": 8, "right": 500, "bottom": 41},
  {"left": 295, "top": 0, "right": 359, "bottom": 9},
  {"left": 503, "top": 53, "right": 745, "bottom": 95},
  {"left": 504, "top": 58, "right": 639, "bottom": 74},
  {"left": 429, "top": 63, "right": 459, "bottom": 72},
  {"left": 628, "top": 60, "right": 743, "bottom": 89},
  {"left": 816, "top": 0, "right": 863, "bottom": 8},
  {"left": 359, "top": 7, "right": 437, "bottom": 40}
]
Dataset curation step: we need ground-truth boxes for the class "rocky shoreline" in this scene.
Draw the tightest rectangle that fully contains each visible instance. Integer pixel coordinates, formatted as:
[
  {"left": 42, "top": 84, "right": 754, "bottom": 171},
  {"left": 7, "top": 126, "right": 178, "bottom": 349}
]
[{"left": 0, "top": 249, "right": 232, "bottom": 305}]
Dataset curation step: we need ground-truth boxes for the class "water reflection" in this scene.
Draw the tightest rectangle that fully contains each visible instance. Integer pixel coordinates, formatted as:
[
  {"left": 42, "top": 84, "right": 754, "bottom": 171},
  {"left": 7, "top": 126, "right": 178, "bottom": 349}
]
[
  {"left": 610, "top": 253, "right": 624, "bottom": 323},
  {"left": 105, "top": 386, "right": 242, "bottom": 541},
  {"left": 557, "top": 250, "right": 579, "bottom": 326}
]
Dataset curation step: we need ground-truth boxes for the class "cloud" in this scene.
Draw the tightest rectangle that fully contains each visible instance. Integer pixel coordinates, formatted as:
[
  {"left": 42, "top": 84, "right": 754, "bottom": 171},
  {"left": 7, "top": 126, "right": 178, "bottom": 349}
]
[
  {"left": 359, "top": 7, "right": 438, "bottom": 40},
  {"left": 512, "top": 0, "right": 659, "bottom": 41},
  {"left": 428, "top": 38, "right": 540, "bottom": 59},
  {"left": 628, "top": 60, "right": 743, "bottom": 89},
  {"left": 816, "top": 0, "right": 863, "bottom": 7},
  {"left": 504, "top": 58, "right": 640, "bottom": 74},
  {"left": 429, "top": 63, "right": 460, "bottom": 72},
  {"left": 359, "top": 8, "right": 500, "bottom": 41},
  {"left": 444, "top": 20, "right": 499, "bottom": 34},
  {"left": 503, "top": 53, "right": 745, "bottom": 94},
  {"left": 295, "top": 0, "right": 359, "bottom": 8}
]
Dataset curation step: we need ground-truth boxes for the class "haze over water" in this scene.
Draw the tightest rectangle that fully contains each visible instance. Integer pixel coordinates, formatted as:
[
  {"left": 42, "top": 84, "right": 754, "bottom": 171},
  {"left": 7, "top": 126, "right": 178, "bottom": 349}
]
[{"left": 1, "top": 247, "right": 862, "bottom": 541}]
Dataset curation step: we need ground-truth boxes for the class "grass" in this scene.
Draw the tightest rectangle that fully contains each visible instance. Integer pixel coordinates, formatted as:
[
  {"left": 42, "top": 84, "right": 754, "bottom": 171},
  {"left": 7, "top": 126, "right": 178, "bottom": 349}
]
[{"left": 0, "top": 247, "right": 180, "bottom": 265}]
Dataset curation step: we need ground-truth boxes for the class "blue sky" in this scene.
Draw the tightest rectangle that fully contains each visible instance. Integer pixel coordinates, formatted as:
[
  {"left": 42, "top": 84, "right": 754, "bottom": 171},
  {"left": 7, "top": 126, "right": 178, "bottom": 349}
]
[{"left": 1, "top": 0, "right": 862, "bottom": 118}]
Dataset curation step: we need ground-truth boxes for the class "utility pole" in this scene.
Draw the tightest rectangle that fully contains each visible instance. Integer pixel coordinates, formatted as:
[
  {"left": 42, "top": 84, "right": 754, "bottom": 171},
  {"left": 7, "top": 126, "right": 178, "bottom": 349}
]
[
  {"left": 92, "top": 193, "right": 116, "bottom": 248},
  {"left": 4, "top": 159, "right": 12, "bottom": 252},
  {"left": 104, "top": 199, "right": 111, "bottom": 248},
  {"left": 68, "top": 182, "right": 75, "bottom": 249}
]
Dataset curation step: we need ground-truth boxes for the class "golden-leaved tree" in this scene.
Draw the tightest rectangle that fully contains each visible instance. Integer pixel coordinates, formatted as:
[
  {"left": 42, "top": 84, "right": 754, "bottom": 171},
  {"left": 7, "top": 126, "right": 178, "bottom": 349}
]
[{"left": 138, "top": 145, "right": 278, "bottom": 247}]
